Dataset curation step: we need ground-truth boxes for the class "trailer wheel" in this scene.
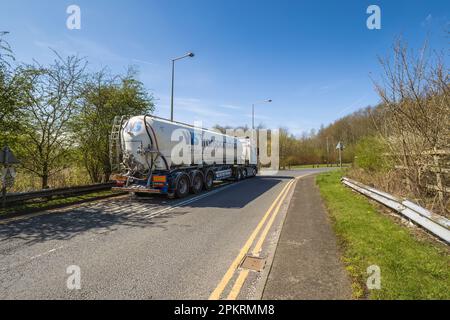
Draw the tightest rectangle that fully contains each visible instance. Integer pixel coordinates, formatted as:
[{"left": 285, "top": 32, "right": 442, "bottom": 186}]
[
  {"left": 204, "top": 171, "right": 214, "bottom": 191},
  {"left": 175, "top": 175, "right": 190, "bottom": 198},
  {"left": 242, "top": 168, "right": 248, "bottom": 179},
  {"left": 251, "top": 168, "right": 257, "bottom": 177},
  {"left": 191, "top": 172, "right": 203, "bottom": 194}
]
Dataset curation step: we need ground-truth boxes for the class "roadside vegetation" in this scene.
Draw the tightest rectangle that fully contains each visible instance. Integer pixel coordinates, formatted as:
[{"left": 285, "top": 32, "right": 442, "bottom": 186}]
[
  {"left": 1, "top": 29, "right": 448, "bottom": 218},
  {"left": 289, "top": 163, "right": 351, "bottom": 170},
  {"left": 0, "top": 32, "right": 154, "bottom": 192},
  {"left": 267, "top": 39, "right": 449, "bottom": 217},
  {"left": 316, "top": 170, "right": 450, "bottom": 300},
  {"left": 0, "top": 190, "right": 117, "bottom": 217}
]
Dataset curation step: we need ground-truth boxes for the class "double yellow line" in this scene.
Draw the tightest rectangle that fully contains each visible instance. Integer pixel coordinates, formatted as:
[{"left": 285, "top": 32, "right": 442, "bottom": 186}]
[{"left": 209, "top": 177, "right": 299, "bottom": 300}]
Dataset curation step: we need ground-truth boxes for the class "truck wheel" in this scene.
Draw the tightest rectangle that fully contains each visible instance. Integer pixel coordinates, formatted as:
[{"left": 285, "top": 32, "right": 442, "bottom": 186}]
[
  {"left": 191, "top": 173, "right": 203, "bottom": 194},
  {"left": 236, "top": 169, "right": 242, "bottom": 181},
  {"left": 251, "top": 168, "right": 257, "bottom": 177},
  {"left": 204, "top": 171, "right": 214, "bottom": 191},
  {"left": 242, "top": 168, "right": 248, "bottom": 179},
  {"left": 175, "top": 175, "right": 190, "bottom": 198}
]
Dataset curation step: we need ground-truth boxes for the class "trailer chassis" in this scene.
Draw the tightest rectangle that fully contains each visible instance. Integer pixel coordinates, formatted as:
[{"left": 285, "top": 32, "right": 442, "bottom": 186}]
[{"left": 112, "top": 164, "right": 257, "bottom": 198}]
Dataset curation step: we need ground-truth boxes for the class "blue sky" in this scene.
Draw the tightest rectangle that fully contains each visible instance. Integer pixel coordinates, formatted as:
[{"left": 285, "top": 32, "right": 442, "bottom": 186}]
[{"left": 1, "top": 0, "right": 449, "bottom": 135}]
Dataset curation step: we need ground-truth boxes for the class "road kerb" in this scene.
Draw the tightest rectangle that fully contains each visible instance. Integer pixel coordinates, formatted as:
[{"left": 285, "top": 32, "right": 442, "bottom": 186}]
[
  {"left": 226, "top": 178, "right": 299, "bottom": 300},
  {"left": 209, "top": 178, "right": 295, "bottom": 300}
]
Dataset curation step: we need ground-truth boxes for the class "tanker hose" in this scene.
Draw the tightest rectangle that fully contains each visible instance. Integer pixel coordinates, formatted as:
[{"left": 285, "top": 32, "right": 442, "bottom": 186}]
[{"left": 144, "top": 115, "right": 170, "bottom": 171}]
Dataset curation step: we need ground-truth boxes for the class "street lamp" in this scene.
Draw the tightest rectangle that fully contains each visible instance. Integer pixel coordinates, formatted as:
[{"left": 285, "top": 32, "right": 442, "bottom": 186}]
[
  {"left": 170, "top": 52, "right": 195, "bottom": 122},
  {"left": 252, "top": 99, "right": 272, "bottom": 129}
]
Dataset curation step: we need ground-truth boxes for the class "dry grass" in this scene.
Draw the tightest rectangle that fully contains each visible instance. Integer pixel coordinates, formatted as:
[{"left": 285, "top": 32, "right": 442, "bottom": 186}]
[
  {"left": 348, "top": 168, "right": 449, "bottom": 219},
  {"left": 11, "top": 166, "right": 91, "bottom": 192}
]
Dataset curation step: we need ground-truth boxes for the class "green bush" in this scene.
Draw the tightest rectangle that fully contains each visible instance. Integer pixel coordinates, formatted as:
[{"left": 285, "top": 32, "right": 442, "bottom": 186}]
[{"left": 355, "top": 136, "right": 391, "bottom": 172}]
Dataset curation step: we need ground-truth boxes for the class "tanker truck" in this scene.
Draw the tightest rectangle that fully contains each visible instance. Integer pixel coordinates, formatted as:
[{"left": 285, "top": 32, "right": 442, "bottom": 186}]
[{"left": 110, "top": 115, "right": 257, "bottom": 198}]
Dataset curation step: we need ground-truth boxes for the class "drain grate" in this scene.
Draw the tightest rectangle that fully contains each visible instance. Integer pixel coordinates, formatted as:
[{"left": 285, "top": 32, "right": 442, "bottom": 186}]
[{"left": 240, "top": 256, "right": 266, "bottom": 272}]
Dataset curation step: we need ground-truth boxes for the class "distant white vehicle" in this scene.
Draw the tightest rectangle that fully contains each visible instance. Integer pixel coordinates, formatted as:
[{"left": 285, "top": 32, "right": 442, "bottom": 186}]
[{"left": 110, "top": 115, "right": 257, "bottom": 198}]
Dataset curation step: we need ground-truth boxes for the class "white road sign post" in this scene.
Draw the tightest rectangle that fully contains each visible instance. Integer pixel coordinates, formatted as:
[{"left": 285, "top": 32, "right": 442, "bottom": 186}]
[
  {"left": 336, "top": 142, "right": 344, "bottom": 168},
  {"left": 1, "top": 146, "right": 20, "bottom": 208}
]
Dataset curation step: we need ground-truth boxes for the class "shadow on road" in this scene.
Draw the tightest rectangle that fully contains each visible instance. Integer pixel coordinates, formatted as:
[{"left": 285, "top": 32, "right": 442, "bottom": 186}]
[
  {"left": 0, "top": 176, "right": 290, "bottom": 246},
  {"left": 185, "top": 176, "right": 290, "bottom": 210}
]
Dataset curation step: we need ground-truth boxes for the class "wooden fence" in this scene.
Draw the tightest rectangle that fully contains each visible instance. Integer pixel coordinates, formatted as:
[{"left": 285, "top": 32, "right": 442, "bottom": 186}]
[{"left": 393, "top": 149, "right": 449, "bottom": 209}]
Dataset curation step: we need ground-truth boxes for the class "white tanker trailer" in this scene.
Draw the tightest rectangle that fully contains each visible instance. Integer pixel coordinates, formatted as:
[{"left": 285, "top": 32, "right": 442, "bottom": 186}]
[{"left": 111, "top": 115, "right": 257, "bottom": 198}]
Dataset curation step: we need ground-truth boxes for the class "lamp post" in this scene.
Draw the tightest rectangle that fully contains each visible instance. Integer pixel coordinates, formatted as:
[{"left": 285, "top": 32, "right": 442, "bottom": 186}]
[
  {"left": 170, "top": 52, "right": 195, "bottom": 122},
  {"left": 252, "top": 99, "right": 272, "bottom": 129}
]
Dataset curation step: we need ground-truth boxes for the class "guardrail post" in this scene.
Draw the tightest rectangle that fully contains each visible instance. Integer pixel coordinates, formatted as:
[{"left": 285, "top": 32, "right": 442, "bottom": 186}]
[
  {"left": 1, "top": 185, "right": 5, "bottom": 208},
  {"left": 433, "top": 148, "right": 444, "bottom": 208}
]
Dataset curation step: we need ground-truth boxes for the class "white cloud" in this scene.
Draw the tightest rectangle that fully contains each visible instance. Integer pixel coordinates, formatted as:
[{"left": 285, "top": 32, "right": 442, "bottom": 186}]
[
  {"left": 155, "top": 96, "right": 232, "bottom": 119},
  {"left": 33, "top": 36, "right": 157, "bottom": 70},
  {"left": 337, "top": 95, "right": 369, "bottom": 116},
  {"left": 219, "top": 104, "right": 242, "bottom": 110},
  {"left": 131, "top": 58, "right": 157, "bottom": 66},
  {"left": 421, "top": 14, "right": 433, "bottom": 27},
  {"left": 34, "top": 36, "right": 123, "bottom": 63}
]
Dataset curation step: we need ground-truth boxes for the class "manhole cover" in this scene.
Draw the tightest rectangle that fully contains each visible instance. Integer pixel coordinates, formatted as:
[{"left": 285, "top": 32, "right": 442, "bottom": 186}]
[{"left": 240, "top": 256, "right": 266, "bottom": 272}]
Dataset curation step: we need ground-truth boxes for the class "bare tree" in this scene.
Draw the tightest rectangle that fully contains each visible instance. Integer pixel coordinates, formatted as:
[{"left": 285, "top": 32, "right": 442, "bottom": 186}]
[
  {"left": 0, "top": 31, "right": 14, "bottom": 68},
  {"left": 19, "top": 53, "right": 87, "bottom": 189},
  {"left": 374, "top": 39, "right": 449, "bottom": 211}
]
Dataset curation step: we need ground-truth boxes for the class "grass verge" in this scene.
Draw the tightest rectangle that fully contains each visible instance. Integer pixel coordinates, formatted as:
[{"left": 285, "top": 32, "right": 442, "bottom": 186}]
[
  {"left": 316, "top": 170, "right": 450, "bottom": 300},
  {"left": 286, "top": 163, "right": 351, "bottom": 170},
  {"left": 0, "top": 190, "right": 120, "bottom": 218}
]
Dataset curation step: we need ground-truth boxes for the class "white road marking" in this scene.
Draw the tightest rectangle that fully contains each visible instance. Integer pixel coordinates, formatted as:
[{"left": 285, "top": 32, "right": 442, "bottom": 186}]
[
  {"left": 142, "top": 182, "right": 238, "bottom": 219},
  {"left": 29, "top": 246, "right": 64, "bottom": 261}
]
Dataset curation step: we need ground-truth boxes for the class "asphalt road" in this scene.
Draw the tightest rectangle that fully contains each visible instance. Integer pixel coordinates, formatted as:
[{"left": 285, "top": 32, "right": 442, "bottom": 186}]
[{"left": 0, "top": 168, "right": 330, "bottom": 299}]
